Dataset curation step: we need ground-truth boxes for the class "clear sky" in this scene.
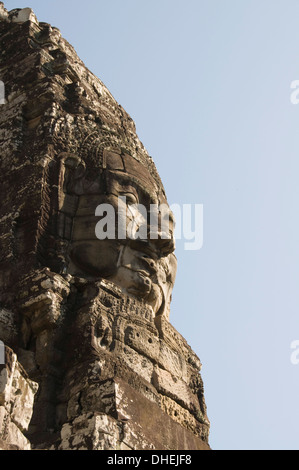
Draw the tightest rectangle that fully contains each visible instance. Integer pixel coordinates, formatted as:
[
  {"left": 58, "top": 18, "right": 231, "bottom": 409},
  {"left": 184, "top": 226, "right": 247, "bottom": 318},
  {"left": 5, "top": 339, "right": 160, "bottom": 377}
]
[{"left": 4, "top": 0, "right": 299, "bottom": 450}]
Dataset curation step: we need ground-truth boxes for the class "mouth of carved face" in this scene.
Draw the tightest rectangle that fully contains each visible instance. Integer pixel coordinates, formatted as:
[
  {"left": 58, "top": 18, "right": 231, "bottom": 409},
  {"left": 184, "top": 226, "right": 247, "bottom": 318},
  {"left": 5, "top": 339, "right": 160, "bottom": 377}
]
[
  {"left": 120, "top": 269, "right": 164, "bottom": 315},
  {"left": 126, "top": 270, "right": 153, "bottom": 296},
  {"left": 107, "top": 245, "right": 170, "bottom": 314}
]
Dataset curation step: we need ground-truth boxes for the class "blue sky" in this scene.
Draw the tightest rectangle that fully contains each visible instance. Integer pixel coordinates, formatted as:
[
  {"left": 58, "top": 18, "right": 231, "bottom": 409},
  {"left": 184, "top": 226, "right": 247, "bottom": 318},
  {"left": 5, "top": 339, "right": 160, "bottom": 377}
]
[{"left": 4, "top": 0, "right": 299, "bottom": 450}]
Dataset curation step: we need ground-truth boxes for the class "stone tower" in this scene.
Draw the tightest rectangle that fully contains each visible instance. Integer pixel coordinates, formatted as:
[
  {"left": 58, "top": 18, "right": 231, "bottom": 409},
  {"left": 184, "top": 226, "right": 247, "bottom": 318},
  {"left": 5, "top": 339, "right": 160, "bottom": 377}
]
[{"left": 0, "top": 4, "right": 210, "bottom": 450}]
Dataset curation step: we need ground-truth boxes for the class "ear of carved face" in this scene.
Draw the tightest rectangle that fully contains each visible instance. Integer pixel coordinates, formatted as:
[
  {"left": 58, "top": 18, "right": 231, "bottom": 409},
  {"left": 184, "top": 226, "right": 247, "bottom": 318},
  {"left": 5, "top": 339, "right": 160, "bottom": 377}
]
[{"left": 57, "top": 151, "right": 177, "bottom": 318}]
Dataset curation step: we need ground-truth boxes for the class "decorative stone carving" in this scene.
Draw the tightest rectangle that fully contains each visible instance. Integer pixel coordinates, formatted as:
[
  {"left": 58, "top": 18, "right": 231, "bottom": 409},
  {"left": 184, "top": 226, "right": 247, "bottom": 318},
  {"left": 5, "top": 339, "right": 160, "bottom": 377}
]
[
  {"left": 0, "top": 3, "right": 210, "bottom": 450},
  {"left": 56, "top": 148, "right": 177, "bottom": 320}
]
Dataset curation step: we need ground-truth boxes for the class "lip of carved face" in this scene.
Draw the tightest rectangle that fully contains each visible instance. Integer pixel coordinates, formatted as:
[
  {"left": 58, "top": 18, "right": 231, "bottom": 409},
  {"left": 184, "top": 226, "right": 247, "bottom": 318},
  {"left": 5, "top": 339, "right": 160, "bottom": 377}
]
[
  {"left": 116, "top": 244, "right": 176, "bottom": 305},
  {"left": 135, "top": 252, "right": 158, "bottom": 275}
]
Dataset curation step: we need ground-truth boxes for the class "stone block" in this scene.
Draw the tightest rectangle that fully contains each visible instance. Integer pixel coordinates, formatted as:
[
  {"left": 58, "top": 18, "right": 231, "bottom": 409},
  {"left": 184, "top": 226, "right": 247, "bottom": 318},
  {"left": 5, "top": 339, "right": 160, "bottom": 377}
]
[
  {"left": 160, "top": 395, "right": 210, "bottom": 443},
  {"left": 152, "top": 366, "right": 199, "bottom": 412},
  {"left": 0, "top": 309, "right": 18, "bottom": 347},
  {"left": 0, "top": 351, "right": 16, "bottom": 406},
  {"left": 114, "top": 340, "right": 154, "bottom": 383},
  {"left": 158, "top": 341, "right": 187, "bottom": 381},
  {"left": 10, "top": 8, "right": 38, "bottom": 25},
  {"left": 59, "top": 413, "right": 121, "bottom": 450},
  {"left": 4, "top": 421, "right": 31, "bottom": 450},
  {"left": 10, "top": 362, "right": 38, "bottom": 432},
  {"left": 0, "top": 340, "right": 4, "bottom": 366},
  {"left": 0, "top": 3, "right": 8, "bottom": 20},
  {"left": 72, "top": 380, "right": 116, "bottom": 419},
  {"left": 0, "top": 347, "right": 38, "bottom": 442},
  {"left": 112, "top": 378, "right": 210, "bottom": 450},
  {"left": 0, "top": 405, "right": 6, "bottom": 431},
  {"left": 124, "top": 322, "right": 160, "bottom": 363}
]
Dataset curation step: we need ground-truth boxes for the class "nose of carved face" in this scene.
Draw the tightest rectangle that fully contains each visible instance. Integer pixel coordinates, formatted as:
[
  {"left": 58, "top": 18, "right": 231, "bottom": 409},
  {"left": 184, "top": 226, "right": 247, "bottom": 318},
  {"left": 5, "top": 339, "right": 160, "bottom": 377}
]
[
  {"left": 128, "top": 235, "right": 175, "bottom": 260},
  {"left": 153, "top": 235, "right": 176, "bottom": 257},
  {"left": 126, "top": 203, "right": 176, "bottom": 258}
]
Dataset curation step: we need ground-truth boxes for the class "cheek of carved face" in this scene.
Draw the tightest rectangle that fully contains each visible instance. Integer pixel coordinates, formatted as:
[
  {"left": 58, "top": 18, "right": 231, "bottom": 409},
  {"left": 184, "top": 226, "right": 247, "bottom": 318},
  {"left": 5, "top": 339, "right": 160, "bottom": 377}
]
[
  {"left": 67, "top": 193, "right": 121, "bottom": 277},
  {"left": 69, "top": 240, "right": 121, "bottom": 277}
]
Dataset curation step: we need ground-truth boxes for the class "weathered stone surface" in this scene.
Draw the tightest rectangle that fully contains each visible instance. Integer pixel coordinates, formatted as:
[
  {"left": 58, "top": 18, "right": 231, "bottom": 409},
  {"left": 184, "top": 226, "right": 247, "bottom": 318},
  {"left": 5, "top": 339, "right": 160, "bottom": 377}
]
[
  {"left": 58, "top": 382, "right": 210, "bottom": 451},
  {"left": 59, "top": 414, "right": 121, "bottom": 451},
  {"left": 0, "top": 3, "right": 210, "bottom": 450},
  {"left": 10, "top": 8, "right": 38, "bottom": 25},
  {"left": 0, "top": 346, "right": 38, "bottom": 450},
  {"left": 0, "top": 309, "right": 18, "bottom": 349}
]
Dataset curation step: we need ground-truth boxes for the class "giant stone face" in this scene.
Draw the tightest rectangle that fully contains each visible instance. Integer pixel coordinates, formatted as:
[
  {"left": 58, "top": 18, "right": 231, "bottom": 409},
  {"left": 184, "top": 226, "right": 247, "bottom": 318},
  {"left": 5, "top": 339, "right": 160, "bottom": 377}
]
[{"left": 58, "top": 149, "right": 177, "bottom": 319}]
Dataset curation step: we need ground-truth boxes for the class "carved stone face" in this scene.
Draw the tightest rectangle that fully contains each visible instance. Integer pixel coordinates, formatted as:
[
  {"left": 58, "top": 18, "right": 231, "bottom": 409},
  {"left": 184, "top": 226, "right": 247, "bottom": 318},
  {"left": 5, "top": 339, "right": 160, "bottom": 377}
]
[{"left": 59, "top": 150, "right": 177, "bottom": 318}]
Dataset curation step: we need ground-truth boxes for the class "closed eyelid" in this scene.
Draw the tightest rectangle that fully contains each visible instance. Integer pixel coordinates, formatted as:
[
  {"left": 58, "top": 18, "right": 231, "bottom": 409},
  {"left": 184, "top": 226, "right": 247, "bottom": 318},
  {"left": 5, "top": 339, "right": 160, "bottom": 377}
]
[{"left": 119, "top": 192, "right": 139, "bottom": 203}]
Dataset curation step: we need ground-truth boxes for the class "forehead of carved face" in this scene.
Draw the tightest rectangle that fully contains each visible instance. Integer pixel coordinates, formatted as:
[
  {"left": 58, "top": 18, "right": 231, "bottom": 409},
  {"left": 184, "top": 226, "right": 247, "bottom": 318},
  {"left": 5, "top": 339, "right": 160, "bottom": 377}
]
[
  {"left": 103, "top": 149, "right": 162, "bottom": 201},
  {"left": 104, "top": 154, "right": 175, "bottom": 253},
  {"left": 75, "top": 149, "right": 168, "bottom": 204}
]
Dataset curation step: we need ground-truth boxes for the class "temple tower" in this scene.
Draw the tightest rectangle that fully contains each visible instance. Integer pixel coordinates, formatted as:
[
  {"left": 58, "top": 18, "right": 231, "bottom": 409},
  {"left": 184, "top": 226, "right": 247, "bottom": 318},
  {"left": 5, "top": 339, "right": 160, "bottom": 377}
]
[{"left": 0, "top": 4, "right": 210, "bottom": 450}]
